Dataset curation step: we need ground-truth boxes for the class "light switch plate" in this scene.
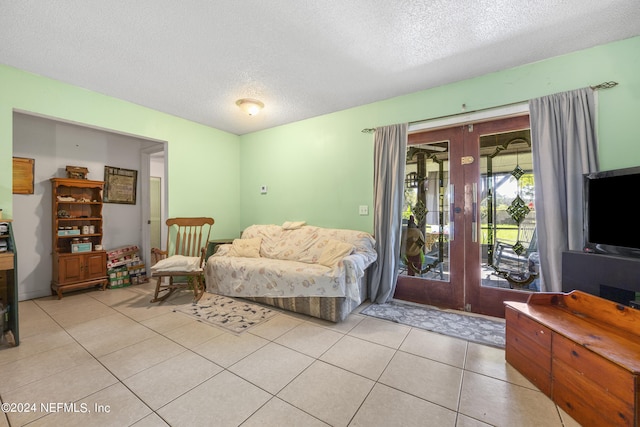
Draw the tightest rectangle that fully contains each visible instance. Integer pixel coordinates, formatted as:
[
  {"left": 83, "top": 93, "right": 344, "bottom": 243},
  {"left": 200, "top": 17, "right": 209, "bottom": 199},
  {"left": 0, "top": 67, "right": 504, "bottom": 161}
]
[
  {"left": 359, "top": 205, "right": 368, "bottom": 215},
  {"left": 260, "top": 185, "right": 268, "bottom": 194}
]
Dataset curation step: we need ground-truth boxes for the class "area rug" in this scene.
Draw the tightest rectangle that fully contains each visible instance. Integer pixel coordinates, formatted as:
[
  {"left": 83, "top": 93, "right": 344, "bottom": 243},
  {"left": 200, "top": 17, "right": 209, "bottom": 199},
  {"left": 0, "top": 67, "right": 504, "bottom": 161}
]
[
  {"left": 361, "top": 300, "right": 505, "bottom": 348},
  {"left": 174, "top": 293, "right": 278, "bottom": 334}
]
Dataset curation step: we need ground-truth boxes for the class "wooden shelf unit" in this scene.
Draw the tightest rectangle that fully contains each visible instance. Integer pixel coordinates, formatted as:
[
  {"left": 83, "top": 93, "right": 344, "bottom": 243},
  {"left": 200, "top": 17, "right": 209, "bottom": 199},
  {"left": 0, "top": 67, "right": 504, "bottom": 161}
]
[
  {"left": 51, "top": 178, "right": 108, "bottom": 298},
  {"left": 0, "top": 219, "right": 18, "bottom": 346},
  {"left": 505, "top": 291, "right": 640, "bottom": 427}
]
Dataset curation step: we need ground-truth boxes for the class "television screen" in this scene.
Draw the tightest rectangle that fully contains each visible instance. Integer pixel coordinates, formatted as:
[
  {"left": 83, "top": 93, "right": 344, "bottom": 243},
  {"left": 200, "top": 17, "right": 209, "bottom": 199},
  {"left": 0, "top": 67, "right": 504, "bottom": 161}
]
[{"left": 584, "top": 166, "right": 640, "bottom": 256}]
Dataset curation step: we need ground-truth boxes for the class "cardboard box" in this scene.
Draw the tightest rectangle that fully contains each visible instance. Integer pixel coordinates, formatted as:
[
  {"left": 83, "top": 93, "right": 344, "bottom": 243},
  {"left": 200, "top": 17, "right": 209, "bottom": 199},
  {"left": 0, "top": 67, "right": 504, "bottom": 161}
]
[
  {"left": 106, "top": 245, "right": 139, "bottom": 259},
  {"left": 71, "top": 242, "right": 92, "bottom": 253},
  {"left": 57, "top": 229, "right": 80, "bottom": 236},
  {"left": 108, "top": 274, "right": 131, "bottom": 288},
  {"left": 108, "top": 266, "right": 128, "bottom": 278}
]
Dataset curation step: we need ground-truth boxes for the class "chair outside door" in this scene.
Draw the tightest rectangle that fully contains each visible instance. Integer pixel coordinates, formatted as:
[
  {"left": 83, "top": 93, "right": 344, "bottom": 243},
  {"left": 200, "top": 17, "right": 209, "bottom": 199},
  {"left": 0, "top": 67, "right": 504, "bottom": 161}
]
[{"left": 150, "top": 217, "right": 214, "bottom": 303}]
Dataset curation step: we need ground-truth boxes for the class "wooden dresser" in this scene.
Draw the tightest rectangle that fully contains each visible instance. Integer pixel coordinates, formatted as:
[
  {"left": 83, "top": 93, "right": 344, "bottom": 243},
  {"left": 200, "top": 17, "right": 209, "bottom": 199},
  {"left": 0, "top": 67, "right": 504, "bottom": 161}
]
[{"left": 505, "top": 291, "right": 640, "bottom": 427}]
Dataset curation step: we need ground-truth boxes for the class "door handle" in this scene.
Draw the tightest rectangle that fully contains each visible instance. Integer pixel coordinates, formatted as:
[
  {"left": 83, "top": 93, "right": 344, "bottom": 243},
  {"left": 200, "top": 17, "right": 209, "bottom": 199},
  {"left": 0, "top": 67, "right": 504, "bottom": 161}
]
[
  {"left": 472, "top": 182, "right": 478, "bottom": 243},
  {"left": 449, "top": 184, "right": 455, "bottom": 241}
]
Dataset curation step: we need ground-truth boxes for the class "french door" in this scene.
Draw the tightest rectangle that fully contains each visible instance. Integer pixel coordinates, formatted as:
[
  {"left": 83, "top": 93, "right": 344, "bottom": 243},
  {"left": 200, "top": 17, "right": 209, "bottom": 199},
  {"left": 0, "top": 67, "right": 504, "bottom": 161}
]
[{"left": 394, "top": 115, "right": 537, "bottom": 318}]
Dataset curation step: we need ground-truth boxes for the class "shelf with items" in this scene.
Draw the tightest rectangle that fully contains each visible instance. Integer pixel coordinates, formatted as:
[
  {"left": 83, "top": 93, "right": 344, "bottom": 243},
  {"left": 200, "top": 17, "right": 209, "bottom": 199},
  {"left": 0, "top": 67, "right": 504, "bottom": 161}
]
[
  {"left": 52, "top": 178, "right": 104, "bottom": 255},
  {"left": 51, "top": 178, "right": 107, "bottom": 298},
  {"left": 0, "top": 220, "right": 18, "bottom": 347}
]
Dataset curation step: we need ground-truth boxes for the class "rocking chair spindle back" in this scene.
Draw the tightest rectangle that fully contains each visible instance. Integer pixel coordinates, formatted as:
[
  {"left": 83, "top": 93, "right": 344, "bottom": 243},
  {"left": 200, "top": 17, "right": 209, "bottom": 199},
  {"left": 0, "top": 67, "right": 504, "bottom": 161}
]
[{"left": 150, "top": 217, "right": 214, "bottom": 303}]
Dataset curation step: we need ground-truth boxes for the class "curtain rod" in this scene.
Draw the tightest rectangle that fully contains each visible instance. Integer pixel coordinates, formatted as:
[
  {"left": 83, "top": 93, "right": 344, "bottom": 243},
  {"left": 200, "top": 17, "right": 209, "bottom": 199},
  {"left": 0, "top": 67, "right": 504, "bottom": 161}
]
[
  {"left": 590, "top": 81, "right": 618, "bottom": 90},
  {"left": 361, "top": 81, "right": 618, "bottom": 134}
]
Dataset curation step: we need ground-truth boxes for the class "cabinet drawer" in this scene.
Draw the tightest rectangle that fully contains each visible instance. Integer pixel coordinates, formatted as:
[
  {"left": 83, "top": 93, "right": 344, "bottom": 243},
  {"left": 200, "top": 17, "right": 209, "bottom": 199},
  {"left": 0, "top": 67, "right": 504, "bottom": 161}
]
[
  {"left": 553, "top": 357, "right": 635, "bottom": 427},
  {"left": 553, "top": 334, "right": 635, "bottom": 406},
  {"left": 0, "top": 253, "right": 14, "bottom": 270},
  {"left": 505, "top": 307, "right": 552, "bottom": 349},
  {"left": 506, "top": 326, "right": 552, "bottom": 396}
]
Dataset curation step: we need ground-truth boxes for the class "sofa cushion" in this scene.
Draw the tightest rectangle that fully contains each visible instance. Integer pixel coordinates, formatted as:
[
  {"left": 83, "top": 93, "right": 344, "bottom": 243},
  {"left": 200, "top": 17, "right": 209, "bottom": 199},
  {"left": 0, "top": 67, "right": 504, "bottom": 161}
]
[
  {"left": 318, "top": 240, "right": 354, "bottom": 267},
  {"left": 228, "top": 237, "right": 261, "bottom": 258}
]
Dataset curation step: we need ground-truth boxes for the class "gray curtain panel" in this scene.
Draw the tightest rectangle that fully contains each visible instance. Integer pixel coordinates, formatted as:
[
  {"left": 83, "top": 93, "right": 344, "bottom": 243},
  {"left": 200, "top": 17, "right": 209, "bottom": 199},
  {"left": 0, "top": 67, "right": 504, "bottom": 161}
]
[
  {"left": 529, "top": 88, "right": 599, "bottom": 292},
  {"left": 368, "top": 123, "right": 407, "bottom": 303}
]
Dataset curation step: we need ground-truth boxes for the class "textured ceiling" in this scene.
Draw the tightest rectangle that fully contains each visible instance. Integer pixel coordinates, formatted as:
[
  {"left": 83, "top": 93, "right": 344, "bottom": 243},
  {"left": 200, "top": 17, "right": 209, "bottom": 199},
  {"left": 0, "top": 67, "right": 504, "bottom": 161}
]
[{"left": 1, "top": 1, "right": 639, "bottom": 135}]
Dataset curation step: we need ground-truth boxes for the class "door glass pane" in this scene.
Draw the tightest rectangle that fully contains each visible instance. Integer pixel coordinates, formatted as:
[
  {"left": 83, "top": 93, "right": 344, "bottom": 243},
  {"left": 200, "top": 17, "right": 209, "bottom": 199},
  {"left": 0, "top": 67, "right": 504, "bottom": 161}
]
[
  {"left": 480, "top": 130, "right": 539, "bottom": 291},
  {"left": 400, "top": 141, "right": 450, "bottom": 281}
]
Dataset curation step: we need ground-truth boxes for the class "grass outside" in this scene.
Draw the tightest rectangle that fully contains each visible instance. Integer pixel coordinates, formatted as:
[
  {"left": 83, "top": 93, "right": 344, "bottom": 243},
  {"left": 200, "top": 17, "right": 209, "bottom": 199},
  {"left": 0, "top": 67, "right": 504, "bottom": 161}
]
[{"left": 481, "top": 225, "right": 520, "bottom": 245}]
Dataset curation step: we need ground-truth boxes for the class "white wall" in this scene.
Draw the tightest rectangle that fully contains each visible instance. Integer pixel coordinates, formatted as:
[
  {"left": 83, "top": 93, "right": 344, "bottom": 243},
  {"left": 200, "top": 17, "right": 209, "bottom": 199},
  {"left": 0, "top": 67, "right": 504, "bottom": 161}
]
[{"left": 12, "top": 113, "right": 163, "bottom": 300}]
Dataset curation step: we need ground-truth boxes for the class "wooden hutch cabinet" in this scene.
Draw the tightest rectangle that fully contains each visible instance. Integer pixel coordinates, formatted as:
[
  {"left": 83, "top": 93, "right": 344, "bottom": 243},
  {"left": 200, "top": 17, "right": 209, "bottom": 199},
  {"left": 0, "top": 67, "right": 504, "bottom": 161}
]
[{"left": 51, "top": 178, "right": 108, "bottom": 298}]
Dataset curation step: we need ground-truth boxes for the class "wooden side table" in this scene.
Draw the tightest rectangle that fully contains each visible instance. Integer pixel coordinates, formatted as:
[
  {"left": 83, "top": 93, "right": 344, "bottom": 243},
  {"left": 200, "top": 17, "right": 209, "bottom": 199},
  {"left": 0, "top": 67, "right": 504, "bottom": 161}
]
[{"left": 205, "top": 239, "right": 234, "bottom": 262}]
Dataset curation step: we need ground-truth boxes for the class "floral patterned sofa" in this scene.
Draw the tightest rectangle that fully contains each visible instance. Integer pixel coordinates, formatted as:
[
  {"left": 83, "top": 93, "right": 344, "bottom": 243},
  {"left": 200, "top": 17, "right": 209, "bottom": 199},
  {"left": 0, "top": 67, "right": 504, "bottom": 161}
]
[{"left": 204, "top": 223, "right": 377, "bottom": 322}]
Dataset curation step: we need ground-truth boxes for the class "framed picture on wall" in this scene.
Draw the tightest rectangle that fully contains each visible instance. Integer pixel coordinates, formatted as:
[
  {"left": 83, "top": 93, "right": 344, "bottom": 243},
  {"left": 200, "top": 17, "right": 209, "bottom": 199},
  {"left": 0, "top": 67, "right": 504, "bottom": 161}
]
[
  {"left": 104, "top": 166, "right": 137, "bottom": 204},
  {"left": 13, "top": 157, "right": 35, "bottom": 194}
]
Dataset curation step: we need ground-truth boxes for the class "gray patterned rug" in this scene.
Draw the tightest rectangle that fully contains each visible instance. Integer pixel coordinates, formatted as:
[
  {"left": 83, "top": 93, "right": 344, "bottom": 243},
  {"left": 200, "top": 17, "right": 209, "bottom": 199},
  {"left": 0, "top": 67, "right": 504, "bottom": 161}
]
[
  {"left": 174, "top": 293, "right": 278, "bottom": 334},
  {"left": 361, "top": 300, "right": 505, "bottom": 348}
]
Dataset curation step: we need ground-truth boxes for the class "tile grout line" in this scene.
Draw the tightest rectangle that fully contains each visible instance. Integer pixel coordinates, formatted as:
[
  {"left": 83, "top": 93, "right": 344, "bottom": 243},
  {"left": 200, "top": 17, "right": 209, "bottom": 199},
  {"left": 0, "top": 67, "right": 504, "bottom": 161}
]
[
  {"left": 11, "top": 285, "right": 568, "bottom": 426},
  {"left": 37, "top": 292, "right": 166, "bottom": 426},
  {"left": 28, "top": 288, "right": 206, "bottom": 425},
  {"left": 5, "top": 297, "right": 145, "bottom": 426},
  {"left": 82, "top": 288, "right": 231, "bottom": 425}
]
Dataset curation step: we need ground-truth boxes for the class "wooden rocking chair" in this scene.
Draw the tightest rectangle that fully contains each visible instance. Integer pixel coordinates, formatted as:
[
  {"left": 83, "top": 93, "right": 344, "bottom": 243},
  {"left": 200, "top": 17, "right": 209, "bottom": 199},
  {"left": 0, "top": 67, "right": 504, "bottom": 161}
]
[{"left": 150, "top": 217, "right": 214, "bottom": 303}]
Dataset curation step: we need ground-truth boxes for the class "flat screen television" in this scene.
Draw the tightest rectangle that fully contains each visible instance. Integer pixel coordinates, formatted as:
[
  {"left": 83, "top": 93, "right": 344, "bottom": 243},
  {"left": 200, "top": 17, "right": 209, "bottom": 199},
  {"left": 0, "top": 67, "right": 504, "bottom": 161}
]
[{"left": 584, "top": 166, "right": 640, "bottom": 258}]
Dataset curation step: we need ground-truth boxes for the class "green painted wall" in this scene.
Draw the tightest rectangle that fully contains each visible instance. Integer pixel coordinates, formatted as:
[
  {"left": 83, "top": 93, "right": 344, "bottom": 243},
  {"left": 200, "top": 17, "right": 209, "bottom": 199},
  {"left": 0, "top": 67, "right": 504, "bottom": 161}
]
[
  {"left": 2, "top": 36, "right": 638, "bottom": 237},
  {"left": 239, "top": 36, "right": 640, "bottom": 233},
  {"left": 0, "top": 65, "right": 241, "bottom": 237}
]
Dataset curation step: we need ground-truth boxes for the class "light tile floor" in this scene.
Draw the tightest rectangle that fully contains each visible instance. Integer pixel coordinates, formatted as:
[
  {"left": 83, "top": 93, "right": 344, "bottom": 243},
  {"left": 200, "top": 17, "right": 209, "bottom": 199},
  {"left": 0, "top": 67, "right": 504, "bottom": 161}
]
[{"left": 0, "top": 281, "right": 581, "bottom": 427}]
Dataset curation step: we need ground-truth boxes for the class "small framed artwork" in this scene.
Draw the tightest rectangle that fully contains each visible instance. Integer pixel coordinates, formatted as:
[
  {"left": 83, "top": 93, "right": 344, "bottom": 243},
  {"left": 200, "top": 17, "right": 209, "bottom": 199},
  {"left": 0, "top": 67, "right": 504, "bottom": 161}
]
[
  {"left": 104, "top": 166, "right": 137, "bottom": 204},
  {"left": 13, "top": 157, "right": 35, "bottom": 194}
]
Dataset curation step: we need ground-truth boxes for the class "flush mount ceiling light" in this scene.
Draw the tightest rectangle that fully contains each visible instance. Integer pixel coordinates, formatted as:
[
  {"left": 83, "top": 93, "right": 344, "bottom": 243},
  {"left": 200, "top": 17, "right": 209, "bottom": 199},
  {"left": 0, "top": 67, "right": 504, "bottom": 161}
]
[{"left": 236, "top": 98, "right": 264, "bottom": 116}]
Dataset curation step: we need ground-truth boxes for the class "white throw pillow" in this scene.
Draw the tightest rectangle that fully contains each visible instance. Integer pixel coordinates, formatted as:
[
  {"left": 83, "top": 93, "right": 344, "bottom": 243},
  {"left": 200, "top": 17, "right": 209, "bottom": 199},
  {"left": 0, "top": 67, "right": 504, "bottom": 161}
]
[
  {"left": 151, "top": 255, "right": 201, "bottom": 272},
  {"left": 228, "top": 238, "right": 262, "bottom": 258},
  {"left": 282, "top": 221, "right": 306, "bottom": 230},
  {"left": 318, "top": 240, "right": 354, "bottom": 267}
]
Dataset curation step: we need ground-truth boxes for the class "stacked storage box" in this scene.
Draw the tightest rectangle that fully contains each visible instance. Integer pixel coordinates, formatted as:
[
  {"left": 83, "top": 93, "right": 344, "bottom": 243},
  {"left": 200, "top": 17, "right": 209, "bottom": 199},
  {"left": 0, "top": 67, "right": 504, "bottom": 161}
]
[
  {"left": 107, "top": 266, "right": 130, "bottom": 289},
  {"left": 127, "top": 262, "right": 148, "bottom": 285},
  {"left": 106, "top": 245, "right": 148, "bottom": 289}
]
